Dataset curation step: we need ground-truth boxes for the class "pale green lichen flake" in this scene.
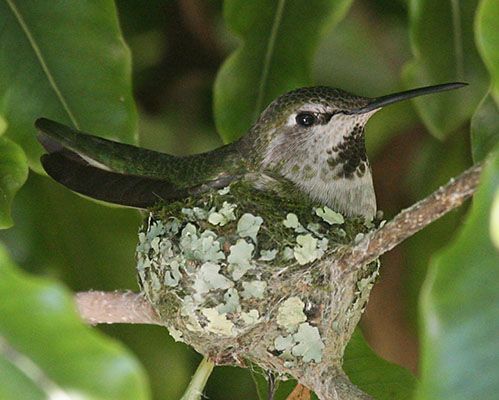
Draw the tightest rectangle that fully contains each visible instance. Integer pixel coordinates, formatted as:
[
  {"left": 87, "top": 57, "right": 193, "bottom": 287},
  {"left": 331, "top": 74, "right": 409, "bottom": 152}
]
[
  {"left": 241, "top": 309, "right": 260, "bottom": 324},
  {"left": 276, "top": 296, "right": 307, "bottom": 332},
  {"left": 168, "top": 326, "right": 184, "bottom": 342},
  {"left": 208, "top": 201, "right": 237, "bottom": 226},
  {"left": 274, "top": 334, "right": 297, "bottom": 366},
  {"left": 181, "top": 296, "right": 204, "bottom": 332},
  {"left": 237, "top": 213, "right": 263, "bottom": 242},
  {"left": 315, "top": 206, "right": 344, "bottom": 225},
  {"left": 283, "top": 213, "right": 299, "bottom": 228},
  {"left": 274, "top": 334, "right": 295, "bottom": 352},
  {"left": 182, "top": 207, "right": 208, "bottom": 221},
  {"left": 201, "top": 308, "right": 236, "bottom": 336},
  {"left": 180, "top": 225, "right": 225, "bottom": 263},
  {"left": 306, "top": 222, "right": 323, "bottom": 237},
  {"left": 293, "top": 234, "right": 320, "bottom": 265},
  {"left": 217, "top": 187, "right": 230, "bottom": 195},
  {"left": 259, "top": 249, "right": 277, "bottom": 261},
  {"left": 283, "top": 247, "right": 294, "bottom": 260},
  {"left": 164, "top": 260, "right": 181, "bottom": 287},
  {"left": 241, "top": 280, "right": 267, "bottom": 299},
  {"left": 283, "top": 213, "right": 307, "bottom": 233},
  {"left": 193, "top": 262, "right": 234, "bottom": 300},
  {"left": 216, "top": 288, "right": 241, "bottom": 313},
  {"left": 227, "top": 239, "right": 254, "bottom": 280},
  {"left": 291, "top": 323, "right": 325, "bottom": 363}
]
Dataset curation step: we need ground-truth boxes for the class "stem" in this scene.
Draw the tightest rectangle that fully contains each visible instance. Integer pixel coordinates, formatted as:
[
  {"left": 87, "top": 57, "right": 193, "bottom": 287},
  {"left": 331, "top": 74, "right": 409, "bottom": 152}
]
[{"left": 180, "top": 357, "right": 215, "bottom": 400}]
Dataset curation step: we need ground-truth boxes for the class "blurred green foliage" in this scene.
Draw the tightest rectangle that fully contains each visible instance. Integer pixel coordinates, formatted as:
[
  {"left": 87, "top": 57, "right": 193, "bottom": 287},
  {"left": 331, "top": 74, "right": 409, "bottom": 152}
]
[
  {"left": 213, "top": 0, "right": 354, "bottom": 142},
  {"left": 0, "top": 0, "right": 497, "bottom": 399},
  {"left": 0, "top": 243, "right": 150, "bottom": 399},
  {"left": 417, "top": 145, "right": 499, "bottom": 400}
]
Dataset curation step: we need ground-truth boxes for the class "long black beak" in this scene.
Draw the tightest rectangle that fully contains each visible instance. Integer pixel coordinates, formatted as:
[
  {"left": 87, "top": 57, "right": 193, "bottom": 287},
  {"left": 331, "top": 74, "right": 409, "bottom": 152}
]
[{"left": 352, "top": 82, "right": 468, "bottom": 114}]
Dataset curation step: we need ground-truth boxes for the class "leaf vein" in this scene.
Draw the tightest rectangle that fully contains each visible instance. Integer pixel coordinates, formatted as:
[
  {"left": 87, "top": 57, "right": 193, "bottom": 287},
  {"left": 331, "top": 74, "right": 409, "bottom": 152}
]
[
  {"left": 450, "top": 0, "right": 465, "bottom": 79},
  {"left": 5, "top": 0, "right": 80, "bottom": 129},
  {"left": 253, "top": 0, "right": 286, "bottom": 121}
]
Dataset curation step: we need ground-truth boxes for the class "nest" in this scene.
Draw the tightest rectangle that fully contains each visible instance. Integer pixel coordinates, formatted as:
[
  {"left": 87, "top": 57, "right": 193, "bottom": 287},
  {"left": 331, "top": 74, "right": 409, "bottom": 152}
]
[{"left": 136, "top": 180, "right": 380, "bottom": 397}]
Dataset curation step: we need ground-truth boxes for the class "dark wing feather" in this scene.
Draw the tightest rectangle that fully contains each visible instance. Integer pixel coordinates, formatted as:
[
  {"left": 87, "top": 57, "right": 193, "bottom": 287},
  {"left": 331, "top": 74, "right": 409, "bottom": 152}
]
[
  {"left": 36, "top": 118, "right": 246, "bottom": 208},
  {"left": 41, "top": 152, "right": 236, "bottom": 208}
]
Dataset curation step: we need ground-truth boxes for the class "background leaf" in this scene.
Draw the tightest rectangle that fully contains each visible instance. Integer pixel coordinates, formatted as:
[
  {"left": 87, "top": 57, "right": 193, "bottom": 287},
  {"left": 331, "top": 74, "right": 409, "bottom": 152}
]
[
  {"left": 213, "top": 0, "right": 354, "bottom": 143},
  {"left": 343, "top": 329, "right": 417, "bottom": 400},
  {"left": 403, "top": 0, "right": 488, "bottom": 138},
  {"left": 0, "top": 243, "right": 150, "bottom": 399},
  {"left": 471, "top": 92, "right": 499, "bottom": 162},
  {"left": 417, "top": 146, "right": 499, "bottom": 399},
  {"left": 0, "top": 0, "right": 137, "bottom": 173},
  {"left": 475, "top": 0, "right": 499, "bottom": 104},
  {"left": 0, "top": 117, "right": 28, "bottom": 229}
]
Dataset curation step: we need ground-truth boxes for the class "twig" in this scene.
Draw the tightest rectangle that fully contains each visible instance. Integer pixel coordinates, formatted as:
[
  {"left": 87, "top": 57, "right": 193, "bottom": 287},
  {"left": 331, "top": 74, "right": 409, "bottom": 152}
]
[
  {"left": 75, "top": 290, "right": 162, "bottom": 325},
  {"left": 337, "top": 162, "right": 483, "bottom": 274}
]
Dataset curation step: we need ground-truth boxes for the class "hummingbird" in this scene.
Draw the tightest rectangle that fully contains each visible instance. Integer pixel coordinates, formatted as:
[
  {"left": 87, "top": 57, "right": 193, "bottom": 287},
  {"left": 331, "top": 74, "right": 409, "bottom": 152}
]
[{"left": 36, "top": 82, "right": 466, "bottom": 220}]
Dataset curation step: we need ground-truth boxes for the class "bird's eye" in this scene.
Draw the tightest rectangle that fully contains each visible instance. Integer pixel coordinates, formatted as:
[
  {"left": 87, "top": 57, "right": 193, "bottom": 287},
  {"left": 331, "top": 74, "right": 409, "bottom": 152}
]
[{"left": 295, "top": 112, "right": 316, "bottom": 127}]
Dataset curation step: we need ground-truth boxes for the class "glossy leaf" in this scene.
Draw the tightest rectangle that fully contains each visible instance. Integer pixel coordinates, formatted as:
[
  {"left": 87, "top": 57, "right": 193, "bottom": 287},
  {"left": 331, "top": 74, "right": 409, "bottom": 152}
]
[
  {"left": 0, "top": 134, "right": 28, "bottom": 229},
  {"left": 417, "top": 146, "right": 499, "bottom": 399},
  {"left": 403, "top": 0, "right": 488, "bottom": 139},
  {"left": 471, "top": 92, "right": 499, "bottom": 162},
  {"left": 0, "top": 243, "right": 150, "bottom": 399},
  {"left": 312, "top": 13, "right": 419, "bottom": 156},
  {"left": 344, "top": 329, "right": 417, "bottom": 399},
  {"left": 0, "top": 0, "right": 137, "bottom": 173},
  {"left": 475, "top": 0, "right": 499, "bottom": 104},
  {"left": 214, "top": 0, "right": 354, "bottom": 143}
]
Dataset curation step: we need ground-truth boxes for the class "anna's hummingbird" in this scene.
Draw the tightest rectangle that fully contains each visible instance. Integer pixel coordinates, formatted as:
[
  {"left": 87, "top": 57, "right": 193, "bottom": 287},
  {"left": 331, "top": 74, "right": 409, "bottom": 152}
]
[{"left": 36, "top": 83, "right": 465, "bottom": 219}]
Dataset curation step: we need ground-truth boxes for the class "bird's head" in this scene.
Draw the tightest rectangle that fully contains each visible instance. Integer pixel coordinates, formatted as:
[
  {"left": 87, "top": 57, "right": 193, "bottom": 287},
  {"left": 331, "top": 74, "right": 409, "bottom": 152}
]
[
  {"left": 248, "top": 83, "right": 466, "bottom": 218},
  {"left": 252, "top": 83, "right": 466, "bottom": 180}
]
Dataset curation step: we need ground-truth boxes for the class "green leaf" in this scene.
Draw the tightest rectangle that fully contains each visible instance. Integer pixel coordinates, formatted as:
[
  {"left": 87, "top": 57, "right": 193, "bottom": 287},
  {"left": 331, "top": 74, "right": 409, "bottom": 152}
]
[
  {"left": 403, "top": 0, "right": 488, "bottom": 139},
  {"left": 475, "top": 0, "right": 499, "bottom": 105},
  {"left": 0, "top": 354, "right": 45, "bottom": 400},
  {"left": 471, "top": 91, "right": 499, "bottom": 162},
  {"left": 0, "top": 242, "right": 150, "bottom": 399},
  {"left": 0, "top": 0, "right": 137, "bottom": 173},
  {"left": 0, "top": 135, "right": 28, "bottom": 229},
  {"left": 214, "top": 0, "right": 354, "bottom": 143},
  {"left": 343, "top": 329, "right": 417, "bottom": 400},
  {"left": 417, "top": 146, "right": 499, "bottom": 399}
]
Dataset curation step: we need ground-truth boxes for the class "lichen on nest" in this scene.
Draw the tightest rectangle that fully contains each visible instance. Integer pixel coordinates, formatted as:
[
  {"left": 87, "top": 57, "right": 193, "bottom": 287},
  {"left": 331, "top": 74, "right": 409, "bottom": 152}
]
[{"left": 136, "top": 180, "right": 380, "bottom": 366}]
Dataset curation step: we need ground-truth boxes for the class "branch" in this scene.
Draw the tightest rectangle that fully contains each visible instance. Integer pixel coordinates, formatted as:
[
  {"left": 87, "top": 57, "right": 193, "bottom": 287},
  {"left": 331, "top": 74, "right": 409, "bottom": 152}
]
[
  {"left": 337, "top": 161, "right": 483, "bottom": 274},
  {"left": 74, "top": 162, "right": 483, "bottom": 325},
  {"left": 75, "top": 290, "right": 163, "bottom": 325}
]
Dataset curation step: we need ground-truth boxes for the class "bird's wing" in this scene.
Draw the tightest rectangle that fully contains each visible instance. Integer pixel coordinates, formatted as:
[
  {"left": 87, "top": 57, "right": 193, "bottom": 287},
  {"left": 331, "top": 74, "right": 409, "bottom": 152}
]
[{"left": 35, "top": 118, "right": 243, "bottom": 208}]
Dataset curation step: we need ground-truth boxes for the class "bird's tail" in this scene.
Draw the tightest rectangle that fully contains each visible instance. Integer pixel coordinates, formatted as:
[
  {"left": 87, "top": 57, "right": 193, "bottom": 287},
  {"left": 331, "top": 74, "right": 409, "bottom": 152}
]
[{"left": 35, "top": 118, "right": 206, "bottom": 208}]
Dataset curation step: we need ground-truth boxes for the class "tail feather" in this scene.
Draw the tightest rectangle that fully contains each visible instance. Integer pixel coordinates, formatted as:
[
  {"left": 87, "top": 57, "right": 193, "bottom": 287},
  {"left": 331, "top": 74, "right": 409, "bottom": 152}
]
[
  {"left": 38, "top": 132, "right": 92, "bottom": 166},
  {"left": 36, "top": 118, "right": 242, "bottom": 208},
  {"left": 41, "top": 152, "right": 236, "bottom": 208},
  {"left": 35, "top": 118, "right": 177, "bottom": 177},
  {"left": 41, "top": 153, "right": 180, "bottom": 207}
]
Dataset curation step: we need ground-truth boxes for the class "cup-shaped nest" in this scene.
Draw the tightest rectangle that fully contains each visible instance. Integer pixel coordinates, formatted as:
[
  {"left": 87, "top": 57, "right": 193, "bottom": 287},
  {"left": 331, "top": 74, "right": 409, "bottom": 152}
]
[{"left": 136, "top": 181, "right": 380, "bottom": 389}]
